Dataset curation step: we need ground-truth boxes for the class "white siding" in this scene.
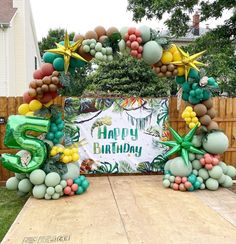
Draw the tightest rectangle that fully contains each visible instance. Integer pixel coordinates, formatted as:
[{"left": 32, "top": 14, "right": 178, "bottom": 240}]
[{"left": 0, "top": 0, "right": 41, "bottom": 96}]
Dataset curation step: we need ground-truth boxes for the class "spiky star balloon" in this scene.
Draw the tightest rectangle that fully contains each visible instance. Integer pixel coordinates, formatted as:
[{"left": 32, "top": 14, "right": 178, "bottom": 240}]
[
  {"left": 171, "top": 45, "right": 206, "bottom": 80},
  {"left": 46, "top": 32, "right": 87, "bottom": 73},
  {"left": 160, "top": 125, "right": 204, "bottom": 165}
]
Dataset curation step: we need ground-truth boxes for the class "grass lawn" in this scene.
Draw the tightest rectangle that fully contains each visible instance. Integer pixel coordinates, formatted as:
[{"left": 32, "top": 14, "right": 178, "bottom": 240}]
[{"left": 0, "top": 186, "right": 29, "bottom": 242}]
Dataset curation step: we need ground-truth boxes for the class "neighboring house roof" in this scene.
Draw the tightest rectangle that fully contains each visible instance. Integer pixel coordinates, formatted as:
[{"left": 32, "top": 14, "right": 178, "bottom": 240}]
[{"left": 0, "top": 0, "right": 17, "bottom": 24}]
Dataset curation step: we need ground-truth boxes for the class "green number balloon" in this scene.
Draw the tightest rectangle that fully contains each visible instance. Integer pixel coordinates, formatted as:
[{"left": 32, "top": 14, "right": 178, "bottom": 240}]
[{"left": 1, "top": 115, "right": 50, "bottom": 173}]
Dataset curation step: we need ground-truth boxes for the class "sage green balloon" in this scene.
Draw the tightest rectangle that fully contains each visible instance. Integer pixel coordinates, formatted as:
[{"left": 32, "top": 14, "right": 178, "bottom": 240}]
[
  {"left": 222, "top": 175, "right": 233, "bottom": 188},
  {"left": 191, "top": 135, "right": 202, "bottom": 148},
  {"left": 198, "top": 168, "right": 209, "bottom": 180},
  {"left": 218, "top": 174, "right": 226, "bottom": 184},
  {"left": 46, "top": 186, "right": 55, "bottom": 195},
  {"left": 189, "top": 153, "right": 196, "bottom": 161},
  {"left": 200, "top": 183, "right": 205, "bottom": 190},
  {"left": 15, "top": 173, "right": 27, "bottom": 180},
  {"left": 169, "top": 157, "right": 192, "bottom": 177},
  {"left": 197, "top": 176, "right": 203, "bottom": 183},
  {"left": 62, "top": 163, "right": 80, "bottom": 180},
  {"left": 202, "top": 131, "right": 229, "bottom": 154},
  {"left": 55, "top": 185, "right": 63, "bottom": 193},
  {"left": 209, "top": 166, "right": 223, "bottom": 179},
  {"left": 120, "top": 26, "right": 128, "bottom": 39},
  {"left": 52, "top": 193, "right": 60, "bottom": 200},
  {"left": 45, "top": 193, "right": 52, "bottom": 200},
  {"left": 164, "top": 159, "right": 172, "bottom": 172},
  {"left": 45, "top": 172, "right": 61, "bottom": 187},
  {"left": 192, "top": 169, "right": 198, "bottom": 176},
  {"left": 142, "top": 41, "right": 163, "bottom": 65},
  {"left": 33, "top": 184, "right": 46, "bottom": 199},
  {"left": 60, "top": 180, "right": 67, "bottom": 188},
  {"left": 163, "top": 179, "right": 171, "bottom": 188},
  {"left": 196, "top": 154, "right": 204, "bottom": 160},
  {"left": 138, "top": 25, "right": 151, "bottom": 43},
  {"left": 29, "top": 169, "right": 46, "bottom": 185},
  {"left": 118, "top": 40, "right": 126, "bottom": 52},
  {"left": 164, "top": 174, "right": 171, "bottom": 180},
  {"left": 6, "top": 177, "right": 19, "bottom": 190},
  {"left": 219, "top": 162, "right": 228, "bottom": 174},
  {"left": 206, "top": 178, "right": 219, "bottom": 191},
  {"left": 226, "top": 165, "right": 236, "bottom": 178},
  {"left": 192, "top": 159, "right": 202, "bottom": 170},
  {"left": 169, "top": 176, "right": 175, "bottom": 183},
  {"left": 18, "top": 179, "right": 33, "bottom": 193}
]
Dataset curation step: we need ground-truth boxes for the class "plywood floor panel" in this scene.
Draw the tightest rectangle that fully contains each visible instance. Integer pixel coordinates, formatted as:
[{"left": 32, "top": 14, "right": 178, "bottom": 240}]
[{"left": 3, "top": 176, "right": 236, "bottom": 244}]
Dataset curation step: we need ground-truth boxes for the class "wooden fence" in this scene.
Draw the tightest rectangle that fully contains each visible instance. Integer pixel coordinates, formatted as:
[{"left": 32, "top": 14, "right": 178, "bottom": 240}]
[{"left": 0, "top": 96, "right": 236, "bottom": 184}]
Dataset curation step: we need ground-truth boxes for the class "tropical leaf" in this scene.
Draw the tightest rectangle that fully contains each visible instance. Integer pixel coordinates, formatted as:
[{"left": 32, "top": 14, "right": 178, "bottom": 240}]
[
  {"left": 90, "top": 162, "right": 119, "bottom": 174},
  {"left": 119, "top": 161, "right": 134, "bottom": 173},
  {"left": 137, "top": 161, "right": 152, "bottom": 173},
  {"left": 41, "top": 158, "right": 68, "bottom": 176},
  {"left": 94, "top": 98, "right": 114, "bottom": 111},
  {"left": 64, "top": 123, "right": 80, "bottom": 146},
  {"left": 103, "top": 32, "right": 122, "bottom": 53},
  {"left": 156, "top": 98, "right": 169, "bottom": 126},
  {"left": 151, "top": 154, "right": 167, "bottom": 172}
]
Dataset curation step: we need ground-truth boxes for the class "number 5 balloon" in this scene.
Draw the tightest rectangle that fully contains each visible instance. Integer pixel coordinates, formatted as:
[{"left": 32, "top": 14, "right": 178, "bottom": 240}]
[{"left": 1, "top": 115, "right": 50, "bottom": 173}]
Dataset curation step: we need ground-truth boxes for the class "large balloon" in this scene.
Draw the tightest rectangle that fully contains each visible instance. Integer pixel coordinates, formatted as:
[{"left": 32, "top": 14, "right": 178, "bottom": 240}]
[
  {"left": 1, "top": 115, "right": 50, "bottom": 173},
  {"left": 142, "top": 41, "right": 163, "bottom": 65}
]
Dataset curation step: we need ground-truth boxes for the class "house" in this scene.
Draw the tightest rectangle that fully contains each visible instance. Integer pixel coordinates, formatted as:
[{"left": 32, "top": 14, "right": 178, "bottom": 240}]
[{"left": 0, "top": 0, "right": 41, "bottom": 96}]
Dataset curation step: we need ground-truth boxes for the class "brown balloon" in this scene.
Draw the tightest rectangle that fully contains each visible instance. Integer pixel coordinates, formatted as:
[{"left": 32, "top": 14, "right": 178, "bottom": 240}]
[
  {"left": 155, "top": 67, "right": 161, "bottom": 73},
  {"left": 36, "top": 79, "right": 43, "bottom": 87},
  {"left": 78, "top": 46, "right": 93, "bottom": 61},
  {"left": 29, "top": 80, "right": 37, "bottom": 89},
  {"left": 158, "top": 72, "right": 164, "bottom": 78},
  {"left": 28, "top": 88, "right": 37, "bottom": 97},
  {"left": 36, "top": 87, "right": 43, "bottom": 95},
  {"left": 160, "top": 65, "right": 167, "bottom": 73},
  {"left": 194, "top": 104, "right": 207, "bottom": 117},
  {"left": 42, "top": 76, "right": 51, "bottom": 85},
  {"left": 202, "top": 99, "right": 213, "bottom": 109},
  {"left": 94, "top": 26, "right": 106, "bottom": 38},
  {"left": 41, "top": 84, "right": 49, "bottom": 93},
  {"left": 99, "top": 35, "right": 108, "bottom": 44},
  {"left": 155, "top": 61, "right": 162, "bottom": 67},
  {"left": 199, "top": 114, "right": 211, "bottom": 126},
  {"left": 51, "top": 77, "right": 59, "bottom": 85},
  {"left": 49, "top": 84, "right": 57, "bottom": 92},
  {"left": 166, "top": 71, "right": 172, "bottom": 77},
  {"left": 73, "top": 34, "right": 84, "bottom": 42},
  {"left": 173, "top": 69, "right": 178, "bottom": 76},
  {"left": 207, "top": 107, "right": 217, "bottom": 119},
  {"left": 84, "top": 30, "right": 98, "bottom": 40},
  {"left": 106, "top": 27, "right": 119, "bottom": 37},
  {"left": 207, "top": 121, "right": 219, "bottom": 131},
  {"left": 167, "top": 64, "right": 175, "bottom": 72},
  {"left": 52, "top": 71, "right": 59, "bottom": 77}
]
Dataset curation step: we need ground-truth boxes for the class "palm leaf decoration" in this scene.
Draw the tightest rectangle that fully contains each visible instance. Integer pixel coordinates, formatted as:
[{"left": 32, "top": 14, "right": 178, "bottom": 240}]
[
  {"left": 151, "top": 154, "right": 167, "bottom": 172},
  {"left": 156, "top": 98, "right": 169, "bottom": 126},
  {"left": 34, "top": 104, "right": 62, "bottom": 119},
  {"left": 91, "top": 162, "right": 119, "bottom": 174},
  {"left": 94, "top": 98, "right": 114, "bottom": 111},
  {"left": 119, "top": 161, "right": 134, "bottom": 173},
  {"left": 64, "top": 123, "right": 80, "bottom": 147},
  {"left": 137, "top": 161, "right": 153, "bottom": 173},
  {"left": 103, "top": 32, "right": 122, "bottom": 53}
]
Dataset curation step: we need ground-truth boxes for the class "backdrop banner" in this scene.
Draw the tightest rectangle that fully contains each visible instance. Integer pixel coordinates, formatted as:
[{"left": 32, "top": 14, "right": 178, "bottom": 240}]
[{"left": 64, "top": 97, "right": 169, "bottom": 174}]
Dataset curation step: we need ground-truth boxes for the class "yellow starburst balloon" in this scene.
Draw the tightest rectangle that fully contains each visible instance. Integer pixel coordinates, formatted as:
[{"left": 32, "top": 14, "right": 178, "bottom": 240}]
[
  {"left": 171, "top": 44, "right": 206, "bottom": 80},
  {"left": 46, "top": 32, "right": 87, "bottom": 73}
]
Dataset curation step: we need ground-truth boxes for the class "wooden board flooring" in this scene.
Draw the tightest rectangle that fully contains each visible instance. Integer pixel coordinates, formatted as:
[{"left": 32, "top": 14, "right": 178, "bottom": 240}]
[{"left": 2, "top": 175, "right": 236, "bottom": 244}]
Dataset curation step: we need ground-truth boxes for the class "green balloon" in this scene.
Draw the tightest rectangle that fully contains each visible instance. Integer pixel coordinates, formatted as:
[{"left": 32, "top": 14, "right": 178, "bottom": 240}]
[
  {"left": 222, "top": 175, "right": 233, "bottom": 188},
  {"left": 81, "top": 180, "right": 90, "bottom": 190},
  {"left": 46, "top": 186, "right": 55, "bottom": 195},
  {"left": 62, "top": 163, "right": 80, "bottom": 180},
  {"left": 45, "top": 172, "right": 61, "bottom": 187},
  {"left": 75, "top": 187, "right": 84, "bottom": 195},
  {"left": 219, "top": 161, "right": 228, "bottom": 174},
  {"left": 176, "top": 76, "right": 185, "bottom": 85},
  {"left": 206, "top": 178, "right": 219, "bottom": 191},
  {"left": 169, "top": 157, "right": 192, "bottom": 177},
  {"left": 163, "top": 179, "right": 171, "bottom": 188},
  {"left": 70, "top": 58, "right": 86, "bottom": 68},
  {"left": 52, "top": 193, "right": 60, "bottom": 200},
  {"left": 43, "top": 52, "right": 60, "bottom": 64},
  {"left": 18, "top": 178, "right": 33, "bottom": 193},
  {"left": 209, "top": 166, "right": 223, "bottom": 179},
  {"left": 226, "top": 165, "right": 236, "bottom": 178},
  {"left": 192, "top": 159, "right": 202, "bottom": 170},
  {"left": 218, "top": 174, "right": 226, "bottom": 184},
  {"left": 138, "top": 25, "right": 151, "bottom": 43},
  {"left": 53, "top": 57, "right": 64, "bottom": 71},
  {"left": 33, "top": 184, "right": 47, "bottom": 199},
  {"left": 60, "top": 180, "right": 67, "bottom": 188},
  {"left": 142, "top": 41, "right": 163, "bottom": 65},
  {"left": 29, "top": 169, "right": 46, "bottom": 185},
  {"left": 55, "top": 185, "right": 63, "bottom": 193},
  {"left": 44, "top": 193, "right": 52, "bottom": 200},
  {"left": 198, "top": 168, "right": 209, "bottom": 180},
  {"left": 6, "top": 177, "right": 19, "bottom": 190},
  {"left": 1, "top": 115, "right": 50, "bottom": 173}
]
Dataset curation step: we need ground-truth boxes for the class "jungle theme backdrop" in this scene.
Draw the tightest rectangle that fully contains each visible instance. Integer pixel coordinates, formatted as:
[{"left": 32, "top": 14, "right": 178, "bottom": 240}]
[
  {"left": 1, "top": 25, "right": 236, "bottom": 200},
  {"left": 64, "top": 97, "right": 169, "bottom": 173}
]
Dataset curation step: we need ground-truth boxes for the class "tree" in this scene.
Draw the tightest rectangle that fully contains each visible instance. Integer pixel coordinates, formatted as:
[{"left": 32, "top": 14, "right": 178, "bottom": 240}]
[
  {"left": 85, "top": 55, "right": 172, "bottom": 97},
  {"left": 127, "top": 0, "right": 235, "bottom": 39},
  {"left": 38, "top": 28, "right": 74, "bottom": 57}
]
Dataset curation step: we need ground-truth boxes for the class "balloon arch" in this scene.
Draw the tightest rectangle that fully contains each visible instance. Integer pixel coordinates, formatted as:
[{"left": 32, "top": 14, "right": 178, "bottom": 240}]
[{"left": 1, "top": 25, "right": 235, "bottom": 199}]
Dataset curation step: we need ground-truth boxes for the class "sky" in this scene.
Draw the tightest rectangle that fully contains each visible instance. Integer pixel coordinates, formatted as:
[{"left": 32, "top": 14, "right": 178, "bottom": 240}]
[{"left": 29, "top": 0, "right": 229, "bottom": 41}]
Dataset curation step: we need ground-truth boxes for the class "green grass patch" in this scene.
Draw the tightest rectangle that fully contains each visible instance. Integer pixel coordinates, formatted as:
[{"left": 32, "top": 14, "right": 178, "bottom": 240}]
[{"left": 0, "top": 187, "right": 29, "bottom": 242}]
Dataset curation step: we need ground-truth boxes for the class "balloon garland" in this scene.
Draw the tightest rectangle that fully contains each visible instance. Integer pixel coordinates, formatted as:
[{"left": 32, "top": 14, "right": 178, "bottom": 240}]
[{"left": 1, "top": 25, "right": 235, "bottom": 200}]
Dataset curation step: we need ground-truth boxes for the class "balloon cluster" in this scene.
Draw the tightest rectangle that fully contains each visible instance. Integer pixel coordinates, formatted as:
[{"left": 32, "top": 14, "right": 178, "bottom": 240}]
[
  {"left": 18, "top": 100, "right": 43, "bottom": 116},
  {"left": 181, "top": 106, "right": 200, "bottom": 129},
  {"left": 6, "top": 168, "right": 89, "bottom": 200},
  {"left": 200, "top": 153, "right": 220, "bottom": 170},
  {"left": 63, "top": 176, "right": 89, "bottom": 196},
  {"left": 50, "top": 145, "right": 80, "bottom": 163},
  {"left": 82, "top": 39, "right": 113, "bottom": 61},
  {"left": 124, "top": 27, "right": 143, "bottom": 59},
  {"left": 46, "top": 113, "right": 65, "bottom": 145},
  {"left": 193, "top": 99, "right": 218, "bottom": 132}
]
